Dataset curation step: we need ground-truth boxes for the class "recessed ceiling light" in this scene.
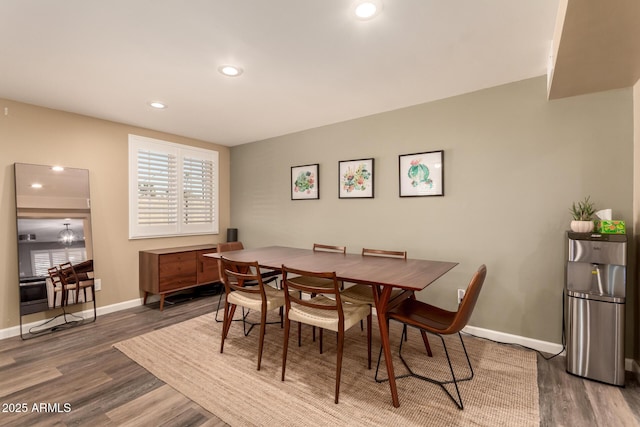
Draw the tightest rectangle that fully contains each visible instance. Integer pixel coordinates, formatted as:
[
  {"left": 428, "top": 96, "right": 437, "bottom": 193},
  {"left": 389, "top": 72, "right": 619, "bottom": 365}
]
[
  {"left": 354, "top": 1, "right": 382, "bottom": 20},
  {"left": 31, "top": 183, "right": 42, "bottom": 189},
  {"left": 149, "top": 101, "right": 167, "bottom": 109},
  {"left": 218, "top": 65, "right": 243, "bottom": 77},
  {"left": 51, "top": 166, "right": 64, "bottom": 172}
]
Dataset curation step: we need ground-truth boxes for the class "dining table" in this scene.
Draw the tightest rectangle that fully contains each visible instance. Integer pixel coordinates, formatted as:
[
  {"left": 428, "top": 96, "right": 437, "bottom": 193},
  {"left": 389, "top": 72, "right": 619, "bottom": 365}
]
[{"left": 205, "top": 245, "right": 458, "bottom": 408}]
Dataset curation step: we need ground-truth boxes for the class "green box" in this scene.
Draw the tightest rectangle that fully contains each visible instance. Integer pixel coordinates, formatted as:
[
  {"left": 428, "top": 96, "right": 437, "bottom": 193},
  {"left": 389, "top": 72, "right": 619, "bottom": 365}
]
[{"left": 597, "top": 220, "right": 626, "bottom": 234}]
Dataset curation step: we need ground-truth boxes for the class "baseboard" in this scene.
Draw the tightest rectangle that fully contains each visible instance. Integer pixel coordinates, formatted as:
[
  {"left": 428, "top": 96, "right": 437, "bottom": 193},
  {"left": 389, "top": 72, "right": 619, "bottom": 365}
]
[
  {"left": 0, "top": 298, "right": 143, "bottom": 340},
  {"left": 462, "top": 324, "right": 564, "bottom": 355}
]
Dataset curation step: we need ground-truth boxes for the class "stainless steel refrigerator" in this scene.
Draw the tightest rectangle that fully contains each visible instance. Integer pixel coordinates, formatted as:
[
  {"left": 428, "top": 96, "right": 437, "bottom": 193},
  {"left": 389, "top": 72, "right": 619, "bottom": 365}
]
[{"left": 565, "top": 232, "right": 626, "bottom": 386}]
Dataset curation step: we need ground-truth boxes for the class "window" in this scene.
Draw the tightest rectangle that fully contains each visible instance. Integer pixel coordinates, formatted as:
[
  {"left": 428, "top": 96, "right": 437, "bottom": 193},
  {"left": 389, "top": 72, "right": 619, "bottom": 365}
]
[
  {"left": 32, "top": 248, "right": 87, "bottom": 277},
  {"left": 128, "top": 134, "right": 219, "bottom": 239}
]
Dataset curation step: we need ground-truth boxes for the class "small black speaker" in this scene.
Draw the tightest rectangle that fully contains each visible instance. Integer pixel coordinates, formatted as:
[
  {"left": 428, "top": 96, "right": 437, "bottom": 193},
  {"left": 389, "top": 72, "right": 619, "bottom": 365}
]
[{"left": 226, "top": 228, "right": 238, "bottom": 242}]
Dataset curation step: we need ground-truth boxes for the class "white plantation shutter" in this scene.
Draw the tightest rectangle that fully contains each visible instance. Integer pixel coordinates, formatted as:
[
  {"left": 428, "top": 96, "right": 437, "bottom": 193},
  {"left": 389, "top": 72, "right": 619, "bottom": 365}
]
[
  {"left": 129, "top": 135, "right": 218, "bottom": 238},
  {"left": 183, "top": 156, "right": 214, "bottom": 225},
  {"left": 137, "top": 149, "right": 178, "bottom": 225},
  {"left": 32, "top": 251, "right": 53, "bottom": 276}
]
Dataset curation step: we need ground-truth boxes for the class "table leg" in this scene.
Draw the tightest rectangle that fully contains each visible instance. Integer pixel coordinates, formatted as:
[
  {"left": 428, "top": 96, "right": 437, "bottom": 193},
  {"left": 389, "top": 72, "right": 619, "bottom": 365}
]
[{"left": 372, "top": 285, "right": 400, "bottom": 408}]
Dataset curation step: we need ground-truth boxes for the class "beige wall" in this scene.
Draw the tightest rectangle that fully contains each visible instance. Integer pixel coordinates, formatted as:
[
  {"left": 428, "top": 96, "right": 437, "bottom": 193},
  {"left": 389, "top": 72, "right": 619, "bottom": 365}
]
[
  {"left": 230, "top": 76, "right": 635, "bottom": 354},
  {"left": 0, "top": 99, "right": 230, "bottom": 330}
]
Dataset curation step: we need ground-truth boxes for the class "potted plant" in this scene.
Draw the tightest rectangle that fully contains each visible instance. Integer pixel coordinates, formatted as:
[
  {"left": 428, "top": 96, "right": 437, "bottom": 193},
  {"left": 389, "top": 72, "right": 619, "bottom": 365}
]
[{"left": 569, "top": 196, "right": 595, "bottom": 232}]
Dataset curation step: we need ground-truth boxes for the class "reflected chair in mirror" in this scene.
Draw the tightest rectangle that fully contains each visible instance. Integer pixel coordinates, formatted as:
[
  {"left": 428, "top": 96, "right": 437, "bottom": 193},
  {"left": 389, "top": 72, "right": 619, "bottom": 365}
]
[
  {"left": 281, "top": 265, "right": 371, "bottom": 404},
  {"left": 376, "top": 264, "right": 487, "bottom": 409},
  {"left": 219, "top": 256, "right": 286, "bottom": 371},
  {"left": 47, "top": 266, "right": 75, "bottom": 308},
  {"left": 215, "top": 242, "right": 280, "bottom": 323},
  {"left": 60, "top": 261, "right": 97, "bottom": 321}
]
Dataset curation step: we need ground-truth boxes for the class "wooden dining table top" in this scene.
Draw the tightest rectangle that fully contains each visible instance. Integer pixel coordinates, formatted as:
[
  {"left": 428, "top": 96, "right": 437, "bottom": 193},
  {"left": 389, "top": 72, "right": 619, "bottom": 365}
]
[{"left": 206, "top": 245, "right": 458, "bottom": 291}]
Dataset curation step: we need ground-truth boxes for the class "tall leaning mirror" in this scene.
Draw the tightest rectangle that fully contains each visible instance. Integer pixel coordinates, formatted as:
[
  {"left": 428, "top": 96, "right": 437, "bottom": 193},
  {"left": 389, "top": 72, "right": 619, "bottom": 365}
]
[{"left": 14, "top": 163, "right": 95, "bottom": 338}]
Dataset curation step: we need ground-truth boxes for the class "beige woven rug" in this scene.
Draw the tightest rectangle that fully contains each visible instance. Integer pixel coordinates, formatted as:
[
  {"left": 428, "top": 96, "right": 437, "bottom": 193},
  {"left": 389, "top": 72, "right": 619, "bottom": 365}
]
[{"left": 114, "top": 311, "right": 539, "bottom": 426}]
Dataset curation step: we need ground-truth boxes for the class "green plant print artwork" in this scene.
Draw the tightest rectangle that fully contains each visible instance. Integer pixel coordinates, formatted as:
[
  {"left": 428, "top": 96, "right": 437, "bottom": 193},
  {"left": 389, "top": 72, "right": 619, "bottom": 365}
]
[
  {"left": 408, "top": 159, "right": 433, "bottom": 189},
  {"left": 342, "top": 163, "right": 371, "bottom": 193},
  {"left": 294, "top": 171, "right": 315, "bottom": 194}
]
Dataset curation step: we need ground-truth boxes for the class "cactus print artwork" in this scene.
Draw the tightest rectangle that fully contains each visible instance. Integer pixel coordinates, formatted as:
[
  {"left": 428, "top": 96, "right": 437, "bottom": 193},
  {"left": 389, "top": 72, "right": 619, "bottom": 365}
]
[{"left": 399, "top": 150, "right": 444, "bottom": 197}]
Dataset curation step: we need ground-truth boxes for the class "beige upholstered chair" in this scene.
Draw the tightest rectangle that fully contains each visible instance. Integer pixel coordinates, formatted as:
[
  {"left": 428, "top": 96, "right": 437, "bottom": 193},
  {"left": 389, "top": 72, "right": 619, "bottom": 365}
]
[
  {"left": 215, "top": 241, "right": 280, "bottom": 323},
  {"left": 379, "top": 264, "right": 487, "bottom": 409},
  {"left": 286, "top": 243, "right": 346, "bottom": 290},
  {"left": 281, "top": 265, "right": 371, "bottom": 404},
  {"left": 341, "top": 248, "right": 407, "bottom": 306},
  {"left": 218, "top": 256, "right": 285, "bottom": 371},
  {"left": 287, "top": 244, "right": 346, "bottom": 342},
  {"left": 341, "top": 248, "right": 419, "bottom": 345}
]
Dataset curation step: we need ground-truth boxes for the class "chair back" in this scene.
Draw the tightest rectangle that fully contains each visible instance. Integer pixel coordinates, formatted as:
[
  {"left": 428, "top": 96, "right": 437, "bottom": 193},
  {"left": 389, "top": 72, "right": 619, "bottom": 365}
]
[
  {"left": 219, "top": 256, "right": 267, "bottom": 301},
  {"left": 448, "top": 264, "right": 487, "bottom": 334},
  {"left": 362, "top": 248, "right": 406, "bottom": 259},
  {"left": 47, "top": 266, "right": 63, "bottom": 288},
  {"left": 217, "top": 241, "right": 244, "bottom": 253},
  {"left": 59, "top": 262, "right": 79, "bottom": 285},
  {"left": 313, "top": 243, "right": 346, "bottom": 254},
  {"left": 281, "top": 265, "right": 344, "bottom": 321}
]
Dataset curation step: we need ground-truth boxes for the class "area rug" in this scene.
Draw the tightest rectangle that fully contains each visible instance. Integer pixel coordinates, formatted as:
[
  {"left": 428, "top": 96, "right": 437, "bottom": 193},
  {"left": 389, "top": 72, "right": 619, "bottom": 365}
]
[{"left": 114, "top": 311, "right": 539, "bottom": 426}]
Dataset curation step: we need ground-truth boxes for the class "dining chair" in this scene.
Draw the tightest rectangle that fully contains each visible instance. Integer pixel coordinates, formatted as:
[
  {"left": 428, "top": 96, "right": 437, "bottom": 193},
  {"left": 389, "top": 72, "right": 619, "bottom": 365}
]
[
  {"left": 286, "top": 243, "right": 347, "bottom": 342},
  {"left": 281, "top": 265, "right": 371, "bottom": 404},
  {"left": 47, "top": 266, "right": 73, "bottom": 307},
  {"left": 341, "top": 249, "right": 421, "bottom": 347},
  {"left": 341, "top": 248, "right": 407, "bottom": 307},
  {"left": 218, "top": 256, "right": 286, "bottom": 371},
  {"left": 60, "top": 261, "right": 97, "bottom": 321},
  {"left": 287, "top": 243, "right": 346, "bottom": 290},
  {"left": 376, "top": 264, "right": 487, "bottom": 409},
  {"left": 214, "top": 241, "right": 280, "bottom": 323}
]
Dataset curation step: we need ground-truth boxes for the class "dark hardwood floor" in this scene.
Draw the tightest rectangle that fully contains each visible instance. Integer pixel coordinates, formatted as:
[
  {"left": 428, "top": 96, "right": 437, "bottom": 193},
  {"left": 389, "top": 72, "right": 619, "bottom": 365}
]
[{"left": 1, "top": 292, "right": 638, "bottom": 426}]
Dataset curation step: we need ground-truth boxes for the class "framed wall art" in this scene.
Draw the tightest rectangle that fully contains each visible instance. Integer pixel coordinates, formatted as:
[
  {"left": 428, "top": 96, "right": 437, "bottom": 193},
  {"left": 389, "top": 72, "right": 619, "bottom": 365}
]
[
  {"left": 399, "top": 150, "right": 444, "bottom": 197},
  {"left": 339, "top": 158, "right": 374, "bottom": 199},
  {"left": 291, "top": 163, "right": 319, "bottom": 200}
]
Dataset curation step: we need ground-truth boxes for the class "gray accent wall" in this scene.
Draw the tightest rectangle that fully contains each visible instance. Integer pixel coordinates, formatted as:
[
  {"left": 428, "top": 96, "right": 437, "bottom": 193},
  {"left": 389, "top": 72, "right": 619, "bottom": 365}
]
[{"left": 230, "top": 76, "right": 634, "bottom": 353}]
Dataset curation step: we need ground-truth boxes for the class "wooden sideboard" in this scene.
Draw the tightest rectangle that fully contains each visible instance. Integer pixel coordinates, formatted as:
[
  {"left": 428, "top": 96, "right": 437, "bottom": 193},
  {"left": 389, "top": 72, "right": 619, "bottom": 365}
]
[{"left": 139, "top": 244, "right": 220, "bottom": 310}]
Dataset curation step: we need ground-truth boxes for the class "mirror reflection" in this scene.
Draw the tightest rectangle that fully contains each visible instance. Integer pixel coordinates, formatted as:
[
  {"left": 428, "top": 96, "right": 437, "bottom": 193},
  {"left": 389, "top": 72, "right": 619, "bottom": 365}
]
[{"left": 14, "top": 163, "right": 94, "bottom": 317}]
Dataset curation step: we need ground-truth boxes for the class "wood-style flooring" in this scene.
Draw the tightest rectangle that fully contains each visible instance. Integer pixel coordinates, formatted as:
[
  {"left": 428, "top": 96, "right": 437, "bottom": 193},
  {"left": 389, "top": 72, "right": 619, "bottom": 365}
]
[{"left": 1, "top": 292, "right": 638, "bottom": 426}]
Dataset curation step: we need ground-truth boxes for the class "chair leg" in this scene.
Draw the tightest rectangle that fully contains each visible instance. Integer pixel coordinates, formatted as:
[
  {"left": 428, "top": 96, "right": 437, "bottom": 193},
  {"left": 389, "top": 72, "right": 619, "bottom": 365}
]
[
  {"left": 397, "top": 329, "right": 474, "bottom": 410},
  {"left": 420, "top": 329, "right": 433, "bottom": 357},
  {"left": 221, "top": 302, "right": 237, "bottom": 354},
  {"left": 319, "top": 328, "right": 323, "bottom": 354},
  {"left": 297, "top": 321, "right": 302, "bottom": 347},
  {"left": 214, "top": 293, "right": 224, "bottom": 322},
  {"left": 257, "top": 309, "right": 267, "bottom": 371},
  {"left": 367, "top": 313, "right": 372, "bottom": 369},
  {"left": 220, "top": 300, "right": 230, "bottom": 353},
  {"left": 282, "top": 317, "right": 291, "bottom": 381},
  {"left": 335, "top": 328, "right": 345, "bottom": 404}
]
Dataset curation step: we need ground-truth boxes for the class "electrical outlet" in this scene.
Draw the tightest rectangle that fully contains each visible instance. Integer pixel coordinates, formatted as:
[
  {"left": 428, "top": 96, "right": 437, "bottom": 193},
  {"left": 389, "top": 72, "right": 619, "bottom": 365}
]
[
  {"left": 457, "top": 288, "right": 465, "bottom": 304},
  {"left": 94, "top": 278, "right": 102, "bottom": 291}
]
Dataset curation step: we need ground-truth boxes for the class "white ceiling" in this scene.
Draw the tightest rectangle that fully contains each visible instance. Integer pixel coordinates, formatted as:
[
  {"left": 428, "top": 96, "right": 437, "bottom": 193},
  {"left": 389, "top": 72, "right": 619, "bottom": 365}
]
[{"left": 0, "top": 1, "right": 559, "bottom": 146}]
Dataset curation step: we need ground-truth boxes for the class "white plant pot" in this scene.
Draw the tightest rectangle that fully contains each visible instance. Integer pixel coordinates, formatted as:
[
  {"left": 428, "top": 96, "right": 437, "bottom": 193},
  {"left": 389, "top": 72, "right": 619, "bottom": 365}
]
[{"left": 570, "top": 220, "right": 594, "bottom": 233}]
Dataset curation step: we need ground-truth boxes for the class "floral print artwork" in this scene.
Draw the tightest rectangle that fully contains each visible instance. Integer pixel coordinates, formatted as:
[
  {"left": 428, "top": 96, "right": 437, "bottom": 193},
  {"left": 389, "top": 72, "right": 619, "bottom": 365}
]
[
  {"left": 294, "top": 170, "right": 315, "bottom": 194},
  {"left": 291, "top": 164, "right": 319, "bottom": 200},
  {"left": 342, "top": 163, "right": 371, "bottom": 193}
]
